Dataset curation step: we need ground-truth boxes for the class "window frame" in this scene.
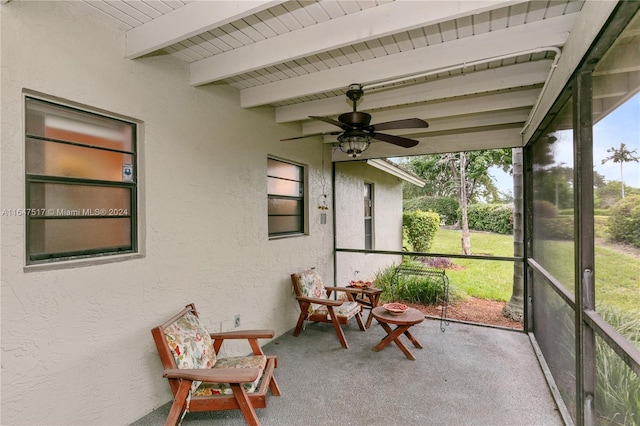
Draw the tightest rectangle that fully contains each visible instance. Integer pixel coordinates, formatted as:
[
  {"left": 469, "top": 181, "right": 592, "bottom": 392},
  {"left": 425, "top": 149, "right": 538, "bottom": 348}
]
[
  {"left": 364, "top": 182, "right": 373, "bottom": 250},
  {"left": 267, "top": 156, "right": 306, "bottom": 239},
  {"left": 23, "top": 93, "right": 140, "bottom": 267}
]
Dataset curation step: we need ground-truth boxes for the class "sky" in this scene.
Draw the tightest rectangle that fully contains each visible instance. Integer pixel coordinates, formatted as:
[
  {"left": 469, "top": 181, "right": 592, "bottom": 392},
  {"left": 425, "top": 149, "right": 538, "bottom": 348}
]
[{"left": 491, "top": 92, "right": 640, "bottom": 195}]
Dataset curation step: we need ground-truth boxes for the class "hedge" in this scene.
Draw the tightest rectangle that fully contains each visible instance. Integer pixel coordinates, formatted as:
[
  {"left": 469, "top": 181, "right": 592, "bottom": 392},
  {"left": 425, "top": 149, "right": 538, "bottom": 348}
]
[
  {"left": 458, "top": 203, "right": 514, "bottom": 234},
  {"left": 404, "top": 196, "right": 459, "bottom": 225}
]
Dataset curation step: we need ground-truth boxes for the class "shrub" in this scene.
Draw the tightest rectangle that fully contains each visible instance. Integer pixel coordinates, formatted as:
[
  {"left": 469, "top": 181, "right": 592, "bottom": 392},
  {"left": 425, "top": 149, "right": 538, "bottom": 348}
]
[
  {"left": 534, "top": 200, "right": 558, "bottom": 218},
  {"left": 398, "top": 274, "right": 445, "bottom": 304},
  {"left": 373, "top": 265, "right": 397, "bottom": 301},
  {"left": 421, "top": 256, "right": 454, "bottom": 269},
  {"left": 596, "top": 305, "right": 640, "bottom": 425},
  {"left": 403, "top": 210, "right": 440, "bottom": 252},
  {"left": 536, "top": 216, "right": 574, "bottom": 240},
  {"left": 607, "top": 195, "right": 640, "bottom": 248},
  {"left": 404, "top": 196, "right": 459, "bottom": 225},
  {"left": 373, "top": 261, "right": 449, "bottom": 305},
  {"left": 460, "top": 203, "right": 514, "bottom": 234},
  {"left": 560, "top": 208, "right": 609, "bottom": 216}
]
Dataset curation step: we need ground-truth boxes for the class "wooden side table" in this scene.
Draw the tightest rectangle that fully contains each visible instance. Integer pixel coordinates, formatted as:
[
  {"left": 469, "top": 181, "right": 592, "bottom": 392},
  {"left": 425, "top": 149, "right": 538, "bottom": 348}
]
[
  {"left": 371, "top": 306, "right": 425, "bottom": 360},
  {"left": 348, "top": 286, "right": 383, "bottom": 329}
]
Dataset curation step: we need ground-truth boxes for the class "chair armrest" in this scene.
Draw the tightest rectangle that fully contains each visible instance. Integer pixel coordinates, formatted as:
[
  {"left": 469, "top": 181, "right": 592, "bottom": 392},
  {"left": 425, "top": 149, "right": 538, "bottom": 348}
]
[
  {"left": 295, "top": 295, "right": 342, "bottom": 306},
  {"left": 163, "top": 367, "right": 260, "bottom": 383},
  {"left": 209, "top": 329, "right": 275, "bottom": 340},
  {"left": 210, "top": 329, "right": 274, "bottom": 356}
]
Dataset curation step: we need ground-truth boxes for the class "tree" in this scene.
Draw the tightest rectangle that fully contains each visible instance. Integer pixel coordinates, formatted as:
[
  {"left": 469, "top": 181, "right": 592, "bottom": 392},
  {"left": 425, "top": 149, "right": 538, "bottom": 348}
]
[
  {"left": 403, "top": 149, "right": 512, "bottom": 254},
  {"left": 601, "top": 143, "right": 640, "bottom": 198},
  {"left": 503, "top": 148, "right": 524, "bottom": 321},
  {"left": 595, "top": 180, "right": 640, "bottom": 208}
]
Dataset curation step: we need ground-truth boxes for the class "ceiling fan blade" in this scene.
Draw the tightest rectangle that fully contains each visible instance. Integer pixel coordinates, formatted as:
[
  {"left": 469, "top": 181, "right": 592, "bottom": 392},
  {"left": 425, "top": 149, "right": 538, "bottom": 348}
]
[
  {"left": 370, "top": 118, "right": 429, "bottom": 131},
  {"left": 309, "top": 116, "right": 353, "bottom": 131},
  {"left": 280, "top": 131, "right": 341, "bottom": 141},
  {"left": 370, "top": 132, "right": 419, "bottom": 148}
]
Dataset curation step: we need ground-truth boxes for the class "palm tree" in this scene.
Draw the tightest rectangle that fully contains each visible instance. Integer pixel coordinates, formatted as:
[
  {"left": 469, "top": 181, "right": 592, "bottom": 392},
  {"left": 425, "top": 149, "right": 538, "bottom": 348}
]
[{"left": 601, "top": 143, "right": 640, "bottom": 198}]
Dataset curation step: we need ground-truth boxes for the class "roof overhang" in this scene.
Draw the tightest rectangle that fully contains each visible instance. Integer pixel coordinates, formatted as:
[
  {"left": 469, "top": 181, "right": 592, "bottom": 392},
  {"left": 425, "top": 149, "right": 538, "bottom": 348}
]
[{"left": 366, "top": 159, "right": 425, "bottom": 188}]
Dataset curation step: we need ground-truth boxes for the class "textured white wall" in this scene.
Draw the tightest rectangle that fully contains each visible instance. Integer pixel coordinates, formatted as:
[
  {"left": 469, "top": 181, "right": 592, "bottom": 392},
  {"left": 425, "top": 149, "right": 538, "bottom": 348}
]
[
  {"left": 0, "top": 3, "right": 407, "bottom": 424},
  {"left": 334, "top": 162, "right": 403, "bottom": 285},
  {"left": 0, "top": 2, "right": 339, "bottom": 424}
]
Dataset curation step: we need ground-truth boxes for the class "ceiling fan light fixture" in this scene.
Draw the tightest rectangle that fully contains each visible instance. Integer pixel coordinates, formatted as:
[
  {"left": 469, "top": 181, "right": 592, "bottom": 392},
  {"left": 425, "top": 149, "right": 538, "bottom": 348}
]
[{"left": 338, "top": 134, "right": 371, "bottom": 158}]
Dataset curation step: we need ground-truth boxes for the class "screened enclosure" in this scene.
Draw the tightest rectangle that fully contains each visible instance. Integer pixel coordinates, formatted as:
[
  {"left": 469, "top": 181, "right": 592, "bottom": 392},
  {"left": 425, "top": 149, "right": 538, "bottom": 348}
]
[
  {"left": 333, "top": 4, "right": 640, "bottom": 425},
  {"left": 527, "top": 4, "right": 640, "bottom": 424}
]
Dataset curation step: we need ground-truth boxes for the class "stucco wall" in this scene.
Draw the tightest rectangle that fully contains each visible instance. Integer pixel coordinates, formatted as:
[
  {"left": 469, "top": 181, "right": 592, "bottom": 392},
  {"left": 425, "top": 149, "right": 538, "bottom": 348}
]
[
  {"left": 334, "top": 162, "right": 403, "bottom": 284},
  {"left": 0, "top": 2, "right": 338, "bottom": 424},
  {"left": 0, "top": 2, "right": 408, "bottom": 424}
]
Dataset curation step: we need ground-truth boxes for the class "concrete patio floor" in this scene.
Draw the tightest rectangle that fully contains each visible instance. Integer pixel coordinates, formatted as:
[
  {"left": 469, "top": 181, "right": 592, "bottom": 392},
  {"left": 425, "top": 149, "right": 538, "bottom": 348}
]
[{"left": 133, "top": 317, "right": 563, "bottom": 426}]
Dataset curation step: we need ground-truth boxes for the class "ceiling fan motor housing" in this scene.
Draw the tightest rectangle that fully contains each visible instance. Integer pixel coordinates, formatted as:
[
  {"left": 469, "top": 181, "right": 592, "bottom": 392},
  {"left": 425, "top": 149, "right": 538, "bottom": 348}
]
[{"left": 338, "top": 111, "right": 371, "bottom": 128}]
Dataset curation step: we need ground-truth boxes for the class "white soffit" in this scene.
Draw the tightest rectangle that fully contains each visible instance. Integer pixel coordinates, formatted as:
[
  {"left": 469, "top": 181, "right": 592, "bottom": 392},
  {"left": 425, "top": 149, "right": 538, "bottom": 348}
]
[{"left": 366, "top": 159, "right": 426, "bottom": 188}]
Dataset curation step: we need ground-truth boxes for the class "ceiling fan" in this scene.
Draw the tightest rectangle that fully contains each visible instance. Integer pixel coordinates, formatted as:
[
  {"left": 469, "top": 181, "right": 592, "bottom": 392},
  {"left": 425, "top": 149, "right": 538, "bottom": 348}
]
[{"left": 281, "top": 84, "right": 429, "bottom": 157}]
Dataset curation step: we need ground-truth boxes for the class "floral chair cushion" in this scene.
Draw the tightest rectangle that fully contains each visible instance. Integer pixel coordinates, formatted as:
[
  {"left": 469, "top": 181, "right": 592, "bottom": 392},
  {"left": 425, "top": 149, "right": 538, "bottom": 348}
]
[
  {"left": 296, "top": 269, "right": 361, "bottom": 318},
  {"left": 295, "top": 269, "right": 329, "bottom": 313},
  {"left": 164, "top": 312, "right": 217, "bottom": 392},
  {"left": 164, "top": 312, "right": 217, "bottom": 368},
  {"left": 313, "top": 301, "right": 361, "bottom": 317},
  {"left": 193, "top": 355, "right": 267, "bottom": 396},
  {"left": 163, "top": 312, "right": 267, "bottom": 396}
]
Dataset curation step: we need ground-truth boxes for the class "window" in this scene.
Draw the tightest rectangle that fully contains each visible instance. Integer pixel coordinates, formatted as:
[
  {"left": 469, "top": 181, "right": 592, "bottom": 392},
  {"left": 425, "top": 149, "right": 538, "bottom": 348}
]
[
  {"left": 364, "top": 182, "right": 373, "bottom": 250},
  {"left": 24, "top": 97, "right": 137, "bottom": 264},
  {"left": 267, "top": 157, "right": 305, "bottom": 237}
]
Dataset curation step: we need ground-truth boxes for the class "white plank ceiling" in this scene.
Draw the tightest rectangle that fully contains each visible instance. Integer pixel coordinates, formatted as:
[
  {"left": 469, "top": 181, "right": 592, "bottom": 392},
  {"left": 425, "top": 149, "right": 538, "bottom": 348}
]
[{"left": 69, "top": 0, "right": 590, "bottom": 160}]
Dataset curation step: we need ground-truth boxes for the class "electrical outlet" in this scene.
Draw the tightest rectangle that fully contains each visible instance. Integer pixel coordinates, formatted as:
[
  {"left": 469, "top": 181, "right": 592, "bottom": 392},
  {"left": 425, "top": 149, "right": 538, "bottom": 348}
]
[{"left": 234, "top": 314, "right": 241, "bottom": 328}]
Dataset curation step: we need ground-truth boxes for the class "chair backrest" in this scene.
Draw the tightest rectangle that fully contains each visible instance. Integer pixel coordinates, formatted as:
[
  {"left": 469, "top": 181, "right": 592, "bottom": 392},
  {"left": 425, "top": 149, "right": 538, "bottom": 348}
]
[
  {"left": 151, "top": 304, "right": 217, "bottom": 394},
  {"left": 291, "top": 268, "right": 328, "bottom": 300}
]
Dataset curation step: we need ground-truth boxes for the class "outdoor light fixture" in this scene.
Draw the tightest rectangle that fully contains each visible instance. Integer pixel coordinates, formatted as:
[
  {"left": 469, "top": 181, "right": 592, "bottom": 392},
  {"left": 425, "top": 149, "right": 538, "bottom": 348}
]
[{"left": 338, "top": 133, "right": 371, "bottom": 158}]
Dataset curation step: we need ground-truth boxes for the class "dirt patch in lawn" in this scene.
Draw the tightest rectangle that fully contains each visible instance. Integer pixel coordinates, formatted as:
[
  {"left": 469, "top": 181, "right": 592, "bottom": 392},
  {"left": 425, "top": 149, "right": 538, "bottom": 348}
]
[{"left": 402, "top": 297, "right": 524, "bottom": 330}]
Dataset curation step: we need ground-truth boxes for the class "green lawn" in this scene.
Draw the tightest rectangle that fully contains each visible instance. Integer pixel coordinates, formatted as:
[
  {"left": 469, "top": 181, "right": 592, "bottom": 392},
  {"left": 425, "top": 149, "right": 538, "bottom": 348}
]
[
  {"left": 428, "top": 228, "right": 640, "bottom": 312},
  {"left": 429, "top": 228, "right": 513, "bottom": 301},
  {"left": 595, "top": 245, "right": 640, "bottom": 312}
]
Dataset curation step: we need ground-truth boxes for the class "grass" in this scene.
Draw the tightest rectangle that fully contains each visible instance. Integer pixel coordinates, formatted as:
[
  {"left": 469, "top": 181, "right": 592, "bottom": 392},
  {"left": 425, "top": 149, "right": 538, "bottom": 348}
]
[
  {"left": 416, "top": 227, "right": 640, "bottom": 313},
  {"left": 426, "top": 228, "right": 514, "bottom": 301},
  {"left": 595, "top": 246, "right": 640, "bottom": 313},
  {"left": 527, "top": 238, "right": 640, "bottom": 312}
]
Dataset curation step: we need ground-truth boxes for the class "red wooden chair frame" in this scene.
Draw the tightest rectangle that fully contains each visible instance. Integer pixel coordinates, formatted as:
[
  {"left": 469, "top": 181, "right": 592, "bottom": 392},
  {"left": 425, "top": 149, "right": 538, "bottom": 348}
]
[
  {"left": 151, "top": 303, "right": 281, "bottom": 426},
  {"left": 290, "top": 272, "right": 366, "bottom": 348}
]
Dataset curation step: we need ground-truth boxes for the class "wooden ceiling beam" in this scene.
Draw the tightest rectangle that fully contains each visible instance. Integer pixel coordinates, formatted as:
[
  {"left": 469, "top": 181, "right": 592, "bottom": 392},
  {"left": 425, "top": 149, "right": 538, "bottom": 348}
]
[
  {"left": 241, "top": 13, "right": 576, "bottom": 107},
  {"left": 126, "top": 1, "right": 286, "bottom": 59},
  {"left": 282, "top": 61, "right": 549, "bottom": 125},
  {"left": 189, "top": 1, "right": 517, "bottom": 85}
]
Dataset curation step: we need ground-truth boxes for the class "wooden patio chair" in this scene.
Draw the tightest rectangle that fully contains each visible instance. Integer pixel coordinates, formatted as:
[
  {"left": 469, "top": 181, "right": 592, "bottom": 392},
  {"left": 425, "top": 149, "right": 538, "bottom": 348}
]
[
  {"left": 151, "top": 303, "right": 281, "bottom": 426},
  {"left": 290, "top": 268, "right": 366, "bottom": 348}
]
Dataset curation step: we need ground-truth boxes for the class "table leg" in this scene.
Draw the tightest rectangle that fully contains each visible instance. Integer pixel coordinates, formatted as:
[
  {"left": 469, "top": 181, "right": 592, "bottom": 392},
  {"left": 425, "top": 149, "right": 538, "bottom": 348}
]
[
  {"left": 364, "top": 293, "right": 381, "bottom": 329},
  {"left": 403, "top": 329, "right": 423, "bottom": 349},
  {"left": 373, "top": 323, "right": 420, "bottom": 360}
]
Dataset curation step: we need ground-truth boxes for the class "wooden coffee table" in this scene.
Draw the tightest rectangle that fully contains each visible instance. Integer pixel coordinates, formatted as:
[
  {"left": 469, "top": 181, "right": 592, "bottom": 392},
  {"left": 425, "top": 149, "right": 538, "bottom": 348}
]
[{"left": 371, "top": 306, "right": 425, "bottom": 360}]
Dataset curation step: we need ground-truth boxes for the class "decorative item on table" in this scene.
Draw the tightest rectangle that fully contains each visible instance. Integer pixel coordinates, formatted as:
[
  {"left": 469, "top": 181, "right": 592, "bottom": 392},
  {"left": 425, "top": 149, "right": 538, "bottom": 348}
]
[
  {"left": 383, "top": 302, "right": 408, "bottom": 315},
  {"left": 349, "top": 280, "right": 373, "bottom": 288}
]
